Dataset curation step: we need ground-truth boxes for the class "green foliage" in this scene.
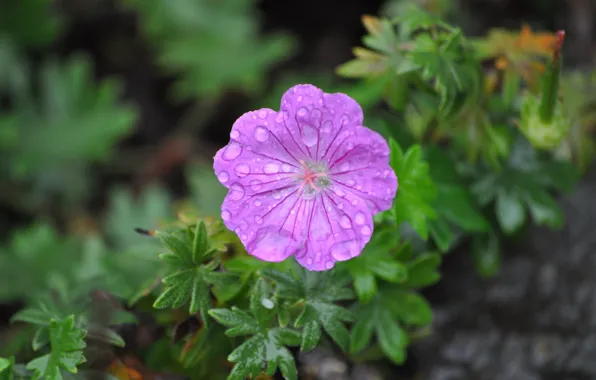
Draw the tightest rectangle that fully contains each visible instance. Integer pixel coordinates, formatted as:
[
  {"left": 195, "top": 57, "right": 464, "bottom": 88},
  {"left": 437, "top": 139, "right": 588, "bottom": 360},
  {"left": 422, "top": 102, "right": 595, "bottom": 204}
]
[
  {"left": 1, "top": 1, "right": 594, "bottom": 380},
  {"left": 0, "top": 0, "right": 62, "bottom": 47},
  {"left": 210, "top": 279, "right": 300, "bottom": 380},
  {"left": 124, "top": 0, "right": 295, "bottom": 99},
  {"left": 25, "top": 316, "right": 86, "bottom": 380},
  {"left": 390, "top": 140, "right": 437, "bottom": 239}
]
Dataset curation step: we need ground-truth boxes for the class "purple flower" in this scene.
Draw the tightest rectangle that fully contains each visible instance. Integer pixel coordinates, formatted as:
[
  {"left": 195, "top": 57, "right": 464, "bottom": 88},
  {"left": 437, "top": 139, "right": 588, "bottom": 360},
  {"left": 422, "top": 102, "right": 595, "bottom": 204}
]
[{"left": 213, "top": 84, "right": 397, "bottom": 271}]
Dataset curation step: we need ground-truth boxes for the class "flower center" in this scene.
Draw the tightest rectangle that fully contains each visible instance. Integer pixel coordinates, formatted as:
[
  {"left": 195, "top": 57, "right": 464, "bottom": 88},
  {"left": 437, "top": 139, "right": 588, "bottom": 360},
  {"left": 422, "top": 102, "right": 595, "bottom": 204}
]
[{"left": 295, "top": 160, "right": 329, "bottom": 199}]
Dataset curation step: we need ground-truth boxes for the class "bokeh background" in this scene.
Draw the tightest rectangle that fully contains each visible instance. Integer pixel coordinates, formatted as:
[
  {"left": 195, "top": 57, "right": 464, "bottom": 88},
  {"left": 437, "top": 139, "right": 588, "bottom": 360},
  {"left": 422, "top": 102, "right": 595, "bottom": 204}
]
[{"left": 1, "top": 0, "right": 596, "bottom": 379}]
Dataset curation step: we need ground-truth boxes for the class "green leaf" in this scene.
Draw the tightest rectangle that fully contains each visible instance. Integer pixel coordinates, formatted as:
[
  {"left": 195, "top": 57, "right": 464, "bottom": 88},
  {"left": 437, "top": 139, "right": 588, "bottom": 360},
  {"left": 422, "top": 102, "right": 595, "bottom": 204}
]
[
  {"left": 0, "top": 357, "right": 14, "bottom": 380},
  {"left": 472, "top": 230, "right": 501, "bottom": 278},
  {"left": 264, "top": 269, "right": 353, "bottom": 352},
  {"left": 349, "top": 311, "right": 375, "bottom": 354},
  {"left": 191, "top": 221, "right": 210, "bottom": 263},
  {"left": 376, "top": 309, "right": 408, "bottom": 364},
  {"left": 26, "top": 316, "right": 86, "bottom": 380},
  {"left": 9, "top": 55, "right": 136, "bottom": 179},
  {"left": 10, "top": 308, "right": 51, "bottom": 326},
  {"left": 495, "top": 191, "right": 526, "bottom": 235},
  {"left": 249, "top": 278, "right": 275, "bottom": 325},
  {"left": 209, "top": 308, "right": 260, "bottom": 337},
  {"left": 124, "top": 0, "right": 295, "bottom": 99},
  {"left": 0, "top": 0, "right": 62, "bottom": 47},
  {"left": 86, "top": 326, "right": 125, "bottom": 347},
  {"left": 392, "top": 292, "right": 432, "bottom": 326},
  {"left": 300, "top": 320, "right": 322, "bottom": 352},
  {"left": 472, "top": 137, "right": 576, "bottom": 235},
  {"left": 352, "top": 268, "right": 377, "bottom": 304},
  {"left": 405, "top": 253, "right": 441, "bottom": 287},
  {"left": 390, "top": 141, "right": 437, "bottom": 239}
]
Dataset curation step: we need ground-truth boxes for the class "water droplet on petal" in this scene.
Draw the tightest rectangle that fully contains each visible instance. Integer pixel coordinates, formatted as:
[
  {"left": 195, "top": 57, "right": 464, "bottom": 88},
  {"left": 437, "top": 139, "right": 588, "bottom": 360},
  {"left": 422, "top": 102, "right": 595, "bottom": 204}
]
[
  {"left": 254, "top": 126, "right": 269, "bottom": 142},
  {"left": 254, "top": 199, "right": 262, "bottom": 206},
  {"left": 347, "top": 142, "right": 354, "bottom": 149},
  {"left": 258, "top": 110, "right": 268, "bottom": 119},
  {"left": 355, "top": 212, "right": 365, "bottom": 225},
  {"left": 273, "top": 191, "right": 281, "bottom": 200},
  {"left": 361, "top": 226, "right": 372, "bottom": 236},
  {"left": 339, "top": 162, "right": 350, "bottom": 172},
  {"left": 333, "top": 187, "right": 345, "bottom": 197},
  {"left": 297, "top": 95, "right": 303, "bottom": 102},
  {"left": 223, "top": 142, "right": 242, "bottom": 160},
  {"left": 301, "top": 125, "right": 318, "bottom": 147},
  {"left": 217, "top": 171, "right": 229, "bottom": 183},
  {"left": 324, "top": 261, "right": 334, "bottom": 269},
  {"left": 230, "top": 130, "right": 239, "bottom": 139},
  {"left": 340, "top": 114, "right": 350, "bottom": 125},
  {"left": 311, "top": 109, "right": 322, "bottom": 121},
  {"left": 229, "top": 183, "right": 245, "bottom": 200},
  {"left": 264, "top": 163, "right": 279, "bottom": 174},
  {"left": 221, "top": 210, "right": 231, "bottom": 221},
  {"left": 330, "top": 240, "right": 361, "bottom": 261},
  {"left": 306, "top": 258, "right": 313, "bottom": 265},
  {"left": 254, "top": 215, "right": 263, "bottom": 224},
  {"left": 281, "top": 163, "right": 292, "bottom": 172},
  {"left": 297, "top": 107, "right": 308, "bottom": 117},
  {"left": 322, "top": 121, "right": 333, "bottom": 132},
  {"left": 351, "top": 199, "right": 358, "bottom": 206},
  {"left": 250, "top": 180, "right": 262, "bottom": 191},
  {"left": 235, "top": 163, "right": 250, "bottom": 177},
  {"left": 340, "top": 215, "right": 352, "bottom": 229},
  {"left": 346, "top": 179, "right": 356, "bottom": 187}
]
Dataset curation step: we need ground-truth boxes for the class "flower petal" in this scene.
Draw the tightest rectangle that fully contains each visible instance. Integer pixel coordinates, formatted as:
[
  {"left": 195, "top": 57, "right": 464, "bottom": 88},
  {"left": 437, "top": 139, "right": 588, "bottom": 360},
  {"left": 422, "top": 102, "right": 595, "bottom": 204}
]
[
  {"left": 292, "top": 190, "right": 375, "bottom": 271},
  {"left": 279, "top": 84, "right": 364, "bottom": 162},
  {"left": 327, "top": 127, "right": 397, "bottom": 213}
]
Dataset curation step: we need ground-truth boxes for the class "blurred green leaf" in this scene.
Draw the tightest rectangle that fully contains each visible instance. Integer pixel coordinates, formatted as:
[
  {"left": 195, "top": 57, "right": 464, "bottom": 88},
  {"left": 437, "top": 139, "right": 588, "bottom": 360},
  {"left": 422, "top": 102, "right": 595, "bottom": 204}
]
[
  {"left": 124, "top": 0, "right": 295, "bottom": 99},
  {"left": 187, "top": 165, "right": 228, "bottom": 218},
  {"left": 341, "top": 228, "right": 408, "bottom": 303},
  {"left": 26, "top": 316, "right": 86, "bottom": 380},
  {"left": 472, "top": 137, "right": 577, "bottom": 234},
  {"left": 0, "top": 357, "right": 15, "bottom": 380},
  {"left": 0, "top": 0, "right": 61, "bottom": 47},
  {"left": 404, "top": 252, "right": 441, "bottom": 287}
]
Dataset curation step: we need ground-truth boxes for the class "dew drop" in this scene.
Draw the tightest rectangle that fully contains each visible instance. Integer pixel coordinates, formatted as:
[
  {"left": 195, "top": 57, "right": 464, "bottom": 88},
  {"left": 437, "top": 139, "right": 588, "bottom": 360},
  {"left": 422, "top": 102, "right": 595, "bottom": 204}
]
[
  {"left": 301, "top": 125, "right": 318, "bottom": 147},
  {"left": 250, "top": 179, "right": 262, "bottom": 191},
  {"left": 306, "top": 258, "right": 313, "bottom": 266},
  {"left": 254, "top": 215, "right": 263, "bottom": 224},
  {"left": 340, "top": 114, "right": 350, "bottom": 125},
  {"left": 333, "top": 187, "right": 345, "bottom": 197},
  {"left": 297, "top": 107, "right": 308, "bottom": 117},
  {"left": 361, "top": 226, "right": 372, "bottom": 236},
  {"left": 346, "top": 179, "right": 356, "bottom": 187},
  {"left": 230, "top": 130, "right": 239, "bottom": 139},
  {"left": 339, "top": 162, "right": 350, "bottom": 172},
  {"left": 261, "top": 298, "right": 274, "bottom": 309},
  {"left": 281, "top": 163, "right": 292, "bottom": 172},
  {"left": 355, "top": 212, "right": 365, "bottom": 225},
  {"left": 297, "top": 95, "right": 303, "bottom": 102},
  {"left": 347, "top": 142, "right": 354, "bottom": 149},
  {"left": 351, "top": 199, "right": 358, "bottom": 206},
  {"left": 223, "top": 142, "right": 242, "bottom": 160},
  {"left": 273, "top": 191, "right": 281, "bottom": 200},
  {"left": 221, "top": 210, "right": 231, "bottom": 221},
  {"left": 340, "top": 215, "right": 352, "bottom": 229},
  {"left": 322, "top": 120, "right": 333, "bottom": 132},
  {"left": 229, "top": 183, "right": 245, "bottom": 201},
  {"left": 235, "top": 163, "right": 250, "bottom": 177},
  {"left": 254, "top": 126, "right": 269, "bottom": 142},
  {"left": 330, "top": 240, "right": 361, "bottom": 261},
  {"left": 311, "top": 109, "right": 322, "bottom": 121},
  {"left": 254, "top": 199, "right": 262, "bottom": 206},
  {"left": 264, "top": 163, "right": 279, "bottom": 174},
  {"left": 324, "top": 261, "right": 334, "bottom": 269},
  {"left": 258, "top": 110, "right": 268, "bottom": 119},
  {"left": 217, "top": 171, "right": 229, "bottom": 183}
]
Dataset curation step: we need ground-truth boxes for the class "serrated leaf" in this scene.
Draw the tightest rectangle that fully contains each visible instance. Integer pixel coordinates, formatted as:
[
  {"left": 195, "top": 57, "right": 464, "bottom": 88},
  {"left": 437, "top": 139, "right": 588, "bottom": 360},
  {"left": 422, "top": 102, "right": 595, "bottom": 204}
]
[
  {"left": 390, "top": 141, "right": 437, "bottom": 239},
  {"left": 376, "top": 310, "right": 408, "bottom": 364},
  {"left": 300, "top": 320, "right": 321, "bottom": 352},
  {"left": 10, "top": 308, "right": 51, "bottom": 326},
  {"left": 495, "top": 191, "right": 526, "bottom": 234},
  {"left": 392, "top": 292, "right": 432, "bottom": 326},
  {"left": 208, "top": 308, "right": 260, "bottom": 337},
  {"left": 191, "top": 221, "right": 209, "bottom": 263},
  {"left": 26, "top": 316, "right": 86, "bottom": 380},
  {"left": 349, "top": 312, "right": 375, "bottom": 354}
]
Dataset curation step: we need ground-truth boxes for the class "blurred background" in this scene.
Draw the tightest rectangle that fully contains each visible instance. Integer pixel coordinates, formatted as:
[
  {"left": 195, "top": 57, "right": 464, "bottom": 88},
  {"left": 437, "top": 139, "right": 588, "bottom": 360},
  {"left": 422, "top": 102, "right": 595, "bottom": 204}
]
[{"left": 1, "top": 0, "right": 596, "bottom": 379}]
